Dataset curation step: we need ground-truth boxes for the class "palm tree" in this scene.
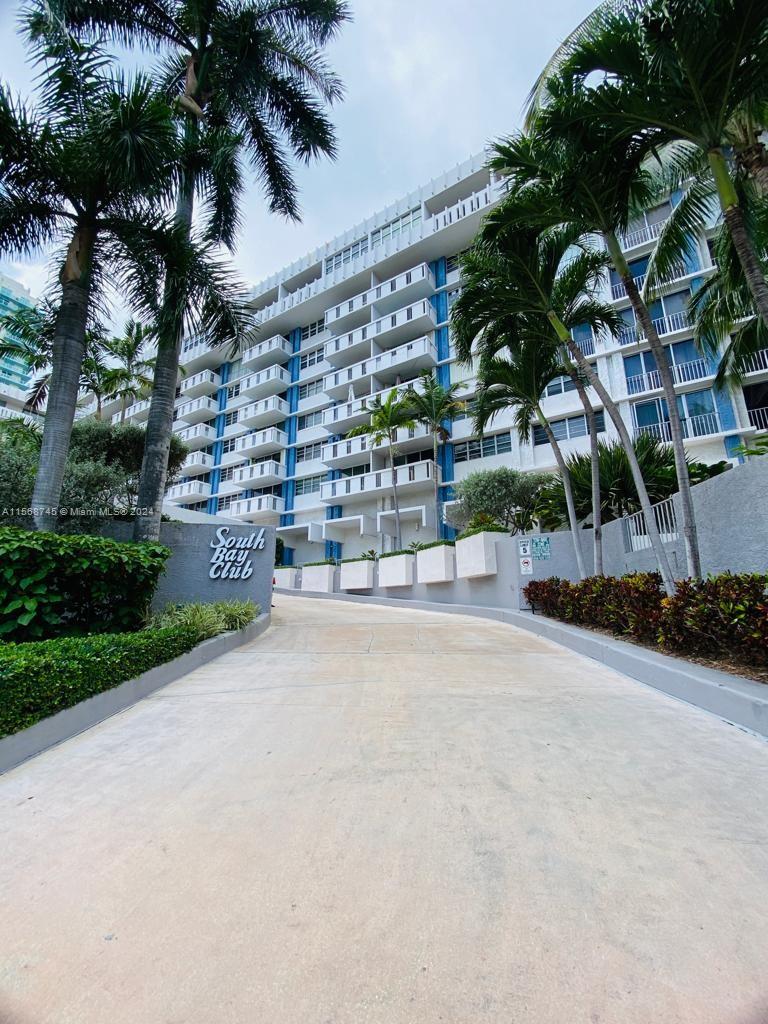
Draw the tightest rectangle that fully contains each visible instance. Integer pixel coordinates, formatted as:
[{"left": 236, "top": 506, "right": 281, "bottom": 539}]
[
  {"left": 0, "top": 26, "right": 178, "bottom": 531},
  {"left": 45, "top": 0, "right": 349, "bottom": 541},
  {"left": 404, "top": 371, "right": 465, "bottom": 538},
  {"left": 539, "top": 0, "right": 768, "bottom": 328},
  {"left": 489, "top": 124, "right": 703, "bottom": 579},
  {"left": 346, "top": 390, "right": 417, "bottom": 551},
  {"left": 452, "top": 224, "right": 677, "bottom": 594},
  {"left": 474, "top": 344, "right": 588, "bottom": 580},
  {"left": 103, "top": 319, "right": 155, "bottom": 421}
]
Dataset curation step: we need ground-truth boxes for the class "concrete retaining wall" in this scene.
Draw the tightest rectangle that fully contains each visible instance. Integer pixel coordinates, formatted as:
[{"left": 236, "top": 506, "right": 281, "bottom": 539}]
[{"left": 0, "top": 613, "right": 271, "bottom": 776}]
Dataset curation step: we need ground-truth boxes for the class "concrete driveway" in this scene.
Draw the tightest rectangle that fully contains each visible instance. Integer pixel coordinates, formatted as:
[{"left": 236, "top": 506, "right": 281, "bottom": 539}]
[{"left": 1, "top": 595, "right": 767, "bottom": 1024}]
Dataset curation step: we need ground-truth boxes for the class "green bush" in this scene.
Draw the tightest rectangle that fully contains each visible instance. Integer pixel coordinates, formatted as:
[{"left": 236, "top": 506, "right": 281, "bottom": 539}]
[
  {"left": 0, "top": 527, "right": 170, "bottom": 641},
  {"left": 414, "top": 539, "right": 455, "bottom": 552},
  {"left": 302, "top": 559, "right": 336, "bottom": 567},
  {"left": 524, "top": 572, "right": 768, "bottom": 669},
  {"left": 378, "top": 549, "right": 414, "bottom": 560},
  {"left": 147, "top": 599, "right": 259, "bottom": 639},
  {"left": 0, "top": 626, "right": 199, "bottom": 738},
  {"left": 457, "top": 525, "right": 509, "bottom": 540}
]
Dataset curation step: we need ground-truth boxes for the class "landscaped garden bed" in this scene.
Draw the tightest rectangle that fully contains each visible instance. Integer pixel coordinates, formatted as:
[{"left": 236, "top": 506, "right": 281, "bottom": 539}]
[
  {"left": 378, "top": 551, "right": 415, "bottom": 588},
  {"left": 416, "top": 540, "right": 456, "bottom": 584},
  {"left": 524, "top": 572, "right": 768, "bottom": 682}
]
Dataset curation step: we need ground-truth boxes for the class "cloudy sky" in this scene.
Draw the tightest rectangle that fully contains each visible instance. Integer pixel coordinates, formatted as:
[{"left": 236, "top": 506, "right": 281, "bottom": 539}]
[{"left": 0, "top": 0, "right": 595, "bottom": 307}]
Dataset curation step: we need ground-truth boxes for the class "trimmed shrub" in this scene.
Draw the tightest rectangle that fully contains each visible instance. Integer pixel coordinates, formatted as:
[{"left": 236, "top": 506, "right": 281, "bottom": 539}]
[
  {"left": 524, "top": 572, "right": 768, "bottom": 670},
  {"left": 378, "top": 549, "right": 414, "bottom": 560},
  {"left": 0, "top": 626, "right": 199, "bottom": 738},
  {"left": 415, "top": 539, "right": 455, "bottom": 552},
  {"left": 0, "top": 527, "right": 170, "bottom": 641},
  {"left": 457, "top": 525, "right": 509, "bottom": 540},
  {"left": 302, "top": 559, "right": 336, "bottom": 567},
  {"left": 147, "top": 599, "right": 259, "bottom": 639}
]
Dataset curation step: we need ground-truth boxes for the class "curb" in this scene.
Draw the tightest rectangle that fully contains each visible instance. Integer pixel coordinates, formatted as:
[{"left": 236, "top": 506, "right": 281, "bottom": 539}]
[
  {"left": 277, "top": 589, "right": 768, "bottom": 739},
  {"left": 0, "top": 613, "right": 271, "bottom": 776}
]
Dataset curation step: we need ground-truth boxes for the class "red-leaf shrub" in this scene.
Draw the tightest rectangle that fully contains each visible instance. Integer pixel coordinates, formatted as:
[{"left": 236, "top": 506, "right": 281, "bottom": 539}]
[{"left": 525, "top": 573, "right": 663, "bottom": 642}]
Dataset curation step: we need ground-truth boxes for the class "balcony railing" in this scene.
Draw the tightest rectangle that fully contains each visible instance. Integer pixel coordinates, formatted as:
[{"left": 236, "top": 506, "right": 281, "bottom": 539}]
[
  {"left": 179, "top": 369, "right": 220, "bottom": 397},
  {"left": 620, "top": 217, "right": 668, "bottom": 250},
  {"left": 617, "top": 309, "right": 691, "bottom": 346},
  {"left": 622, "top": 496, "right": 679, "bottom": 553},
  {"left": 239, "top": 395, "right": 289, "bottom": 427},
  {"left": 323, "top": 336, "right": 437, "bottom": 397},
  {"left": 320, "top": 460, "right": 437, "bottom": 502},
  {"left": 174, "top": 422, "right": 217, "bottom": 448},
  {"left": 175, "top": 395, "right": 219, "bottom": 424},
  {"left": 166, "top": 480, "right": 211, "bottom": 503},
  {"left": 232, "top": 460, "right": 286, "bottom": 486},
  {"left": 324, "top": 263, "right": 434, "bottom": 327},
  {"left": 229, "top": 427, "right": 288, "bottom": 459},
  {"left": 430, "top": 185, "right": 495, "bottom": 233},
  {"left": 324, "top": 299, "right": 437, "bottom": 367},
  {"left": 230, "top": 494, "right": 285, "bottom": 519},
  {"left": 241, "top": 334, "right": 292, "bottom": 369},
  {"left": 238, "top": 364, "right": 291, "bottom": 399},
  {"left": 625, "top": 357, "right": 710, "bottom": 395},
  {"left": 112, "top": 397, "right": 151, "bottom": 424},
  {"left": 748, "top": 406, "right": 768, "bottom": 430},
  {"left": 634, "top": 411, "right": 721, "bottom": 441},
  {"left": 182, "top": 451, "right": 215, "bottom": 474},
  {"left": 742, "top": 349, "right": 768, "bottom": 375},
  {"left": 610, "top": 263, "right": 687, "bottom": 300}
]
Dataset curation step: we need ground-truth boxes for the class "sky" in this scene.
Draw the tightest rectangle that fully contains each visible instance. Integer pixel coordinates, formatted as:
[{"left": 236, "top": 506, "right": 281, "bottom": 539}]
[{"left": 0, "top": 0, "right": 597, "bottom": 311}]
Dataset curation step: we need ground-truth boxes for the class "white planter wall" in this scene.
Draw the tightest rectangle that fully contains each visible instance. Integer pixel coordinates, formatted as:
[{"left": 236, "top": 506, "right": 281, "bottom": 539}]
[
  {"left": 378, "top": 553, "right": 414, "bottom": 588},
  {"left": 301, "top": 563, "right": 335, "bottom": 593},
  {"left": 274, "top": 567, "right": 298, "bottom": 589},
  {"left": 340, "top": 559, "right": 375, "bottom": 590},
  {"left": 416, "top": 544, "right": 455, "bottom": 584},
  {"left": 455, "top": 532, "right": 500, "bottom": 579}
]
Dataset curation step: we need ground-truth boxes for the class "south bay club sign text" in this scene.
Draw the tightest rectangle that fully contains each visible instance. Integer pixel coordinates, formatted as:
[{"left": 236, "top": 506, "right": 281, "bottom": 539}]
[{"left": 209, "top": 527, "right": 266, "bottom": 580}]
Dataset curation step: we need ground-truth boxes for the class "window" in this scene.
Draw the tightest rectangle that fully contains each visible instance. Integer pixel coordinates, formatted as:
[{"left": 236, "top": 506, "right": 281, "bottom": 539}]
[
  {"left": 325, "top": 237, "right": 369, "bottom": 275},
  {"left": 300, "top": 347, "right": 324, "bottom": 370},
  {"left": 371, "top": 207, "right": 422, "bottom": 248},
  {"left": 298, "top": 410, "right": 323, "bottom": 430},
  {"left": 298, "top": 378, "right": 324, "bottom": 400},
  {"left": 445, "top": 249, "right": 469, "bottom": 275},
  {"left": 295, "top": 474, "right": 324, "bottom": 495},
  {"left": 453, "top": 431, "right": 512, "bottom": 463},
  {"left": 447, "top": 287, "right": 462, "bottom": 312},
  {"left": 217, "top": 495, "right": 236, "bottom": 511},
  {"left": 226, "top": 382, "right": 240, "bottom": 401},
  {"left": 219, "top": 465, "right": 242, "bottom": 482},
  {"left": 221, "top": 437, "right": 238, "bottom": 454},
  {"left": 300, "top": 318, "right": 325, "bottom": 341},
  {"left": 545, "top": 374, "right": 577, "bottom": 397},
  {"left": 532, "top": 410, "right": 606, "bottom": 446},
  {"left": 224, "top": 410, "right": 239, "bottom": 427},
  {"left": 295, "top": 441, "right": 323, "bottom": 462}
]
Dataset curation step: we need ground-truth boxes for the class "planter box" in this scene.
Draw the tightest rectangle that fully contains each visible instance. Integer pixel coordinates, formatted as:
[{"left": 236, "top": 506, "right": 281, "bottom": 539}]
[
  {"left": 456, "top": 532, "right": 500, "bottom": 579},
  {"left": 273, "top": 567, "right": 298, "bottom": 589},
  {"left": 301, "top": 563, "right": 336, "bottom": 593},
  {"left": 378, "top": 553, "right": 415, "bottom": 588},
  {"left": 340, "top": 559, "right": 375, "bottom": 590},
  {"left": 416, "top": 544, "right": 455, "bottom": 584}
]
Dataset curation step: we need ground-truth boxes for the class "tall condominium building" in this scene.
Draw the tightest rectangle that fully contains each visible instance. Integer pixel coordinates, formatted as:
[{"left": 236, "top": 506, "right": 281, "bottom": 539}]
[
  {"left": 137, "top": 152, "right": 768, "bottom": 565},
  {"left": 0, "top": 271, "right": 36, "bottom": 421}
]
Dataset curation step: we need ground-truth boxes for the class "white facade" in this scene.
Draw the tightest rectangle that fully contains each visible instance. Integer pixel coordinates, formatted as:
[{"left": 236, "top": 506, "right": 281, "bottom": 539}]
[{"left": 151, "top": 152, "right": 767, "bottom": 565}]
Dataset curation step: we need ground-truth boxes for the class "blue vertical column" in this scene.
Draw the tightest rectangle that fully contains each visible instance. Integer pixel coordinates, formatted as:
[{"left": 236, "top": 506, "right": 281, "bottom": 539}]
[
  {"left": 430, "top": 257, "right": 455, "bottom": 538},
  {"left": 279, "top": 328, "right": 302, "bottom": 530},
  {"left": 206, "top": 361, "right": 230, "bottom": 515},
  {"left": 325, "top": 499, "right": 343, "bottom": 561}
]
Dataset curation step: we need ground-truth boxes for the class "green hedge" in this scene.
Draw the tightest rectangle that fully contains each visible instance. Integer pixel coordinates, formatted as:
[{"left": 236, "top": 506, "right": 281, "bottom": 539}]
[
  {"left": 0, "top": 625, "right": 199, "bottom": 737},
  {"left": 378, "top": 548, "right": 414, "bottom": 560},
  {"left": 415, "top": 540, "right": 455, "bottom": 552},
  {"left": 457, "top": 526, "right": 509, "bottom": 540},
  {"left": 524, "top": 572, "right": 768, "bottom": 669},
  {"left": 0, "top": 527, "right": 170, "bottom": 641}
]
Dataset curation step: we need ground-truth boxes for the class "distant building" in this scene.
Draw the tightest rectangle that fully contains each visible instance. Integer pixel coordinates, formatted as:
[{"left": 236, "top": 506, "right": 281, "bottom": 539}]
[{"left": 0, "top": 271, "right": 36, "bottom": 420}]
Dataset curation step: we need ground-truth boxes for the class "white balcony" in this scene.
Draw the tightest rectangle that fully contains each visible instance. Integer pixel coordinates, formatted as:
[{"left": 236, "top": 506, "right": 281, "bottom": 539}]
[
  {"left": 610, "top": 263, "right": 687, "bottom": 300},
  {"left": 241, "top": 334, "right": 292, "bottom": 370},
  {"left": 320, "top": 460, "right": 438, "bottom": 504},
  {"left": 617, "top": 310, "right": 691, "bottom": 347},
  {"left": 742, "top": 349, "right": 768, "bottom": 375},
  {"left": 239, "top": 395, "right": 289, "bottom": 428},
  {"left": 232, "top": 460, "right": 286, "bottom": 488},
  {"left": 322, "top": 377, "right": 425, "bottom": 433},
  {"left": 634, "top": 411, "right": 721, "bottom": 442},
  {"left": 748, "top": 406, "right": 768, "bottom": 430},
  {"left": 179, "top": 369, "right": 220, "bottom": 398},
  {"left": 180, "top": 337, "right": 230, "bottom": 373},
  {"left": 429, "top": 184, "right": 495, "bottom": 234},
  {"left": 625, "top": 357, "right": 710, "bottom": 395},
  {"left": 238, "top": 364, "right": 291, "bottom": 400},
  {"left": 175, "top": 395, "right": 219, "bottom": 425},
  {"left": 324, "top": 299, "right": 437, "bottom": 369},
  {"left": 620, "top": 217, "right": 668, "bottom": 251},
  {"left": 112, "top": 397, "right": 151, "bottom": 424},
  {"left": 230, "top": 494, "right": 285, "bottom": 522},
  {"left": 182, "top": 451, "right": 214, "bottom": 475},
  {"left": 166, "top": 480, "right": 212, "bottom": 504},
  {"left": 324, "top": 263, "right": 435, "bottom": 330},
  {"left": 323, "top": 336, "right": 438, "bottom": 399},
  {"left": 175, "top": 422, "right": 217, "bottom": 449},
  {"left": 322, "top": 434, "right": 371, "bottom": 469},
  {"left": 222, "top": 426, "right": 287, "bottom": 463}
]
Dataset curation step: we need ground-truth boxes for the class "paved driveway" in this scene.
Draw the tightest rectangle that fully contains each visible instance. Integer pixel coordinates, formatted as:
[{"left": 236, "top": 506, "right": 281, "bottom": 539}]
[{"left": 1, "top": 595, "right": 767, "bottom": 1023}]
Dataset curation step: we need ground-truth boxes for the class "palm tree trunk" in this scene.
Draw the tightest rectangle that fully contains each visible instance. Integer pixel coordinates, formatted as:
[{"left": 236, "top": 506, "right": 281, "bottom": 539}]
[
  {"left": 433, "top": 432, "right": 441, "bottom": 539},
  {"left": 536, "top": 403, "right": 587, "bottom": 581},
  {"left": 708, "top": 148, "right": 768, "bottom": 327},
  {"left": 604, "top": 231, "right": 701, "bottom": 578},
  {"left": 547, "top": 312, "right": 676, "bottom": 595},
  {"left": 31, "top": 227, "right": 94, "bottom": 532},
  {"left": 133, "top": 178, "right": 195, "bottom": 542},
  {"left": 388, "top": 435, "right": 403, "bottom": 550},
  {"left": 569, "top": 370, "right": 602, "bottom": 576}
]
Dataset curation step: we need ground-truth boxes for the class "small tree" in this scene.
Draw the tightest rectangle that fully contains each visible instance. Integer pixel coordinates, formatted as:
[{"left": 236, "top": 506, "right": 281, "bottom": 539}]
[
  {"left": 347, "top": 390, "right": 416, "bottom": 550},
  {"left": 448, "top": 467, "right": 550, "bottom": 535}
]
